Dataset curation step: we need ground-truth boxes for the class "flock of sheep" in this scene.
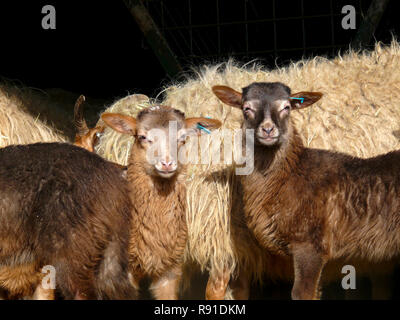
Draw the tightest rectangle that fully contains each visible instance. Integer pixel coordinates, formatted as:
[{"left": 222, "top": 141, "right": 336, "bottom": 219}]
[{"left": 0, "top": 41, "right": 399, "bottom": 299}]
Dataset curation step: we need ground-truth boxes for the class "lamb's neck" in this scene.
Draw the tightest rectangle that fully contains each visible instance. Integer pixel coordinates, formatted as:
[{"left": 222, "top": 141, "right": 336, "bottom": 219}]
[
  {"left": 253, "top": 127, "right": 304, "bottom": 178},
  {"left": 126, "top": 147, "right": 186, "bottom": 218},
  {"left": 132, "top": 170, "right": 177, "bottom": 193}
]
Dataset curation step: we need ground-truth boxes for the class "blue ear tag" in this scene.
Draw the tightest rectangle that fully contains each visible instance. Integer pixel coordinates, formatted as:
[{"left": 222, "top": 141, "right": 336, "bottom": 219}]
[
  {"left": 290, "top": 97, "right": 305, "bottom": 104},
  {"left": 197, "top": 123, "right": 211, "bottom": 134}
]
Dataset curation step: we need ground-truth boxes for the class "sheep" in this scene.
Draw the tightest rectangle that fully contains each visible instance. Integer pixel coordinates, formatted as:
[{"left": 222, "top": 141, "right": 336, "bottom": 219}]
[
  {"left": 94, "top": 41, "right": 400, "bottom": 299},
  {"left": 101, "top": 105, "right": 221, "bottom": 299},
  {"left": 212, "top": 81, "right": 400, "bottom": 299},
  {"left": 0, "top": 142, "right": 137, "bottom": 299},
  {"left": 0, "top": 84, "right": 67, "bottom": 300},
  {"left": 0, "top": 95, "right": 128, "bottom": 301}
]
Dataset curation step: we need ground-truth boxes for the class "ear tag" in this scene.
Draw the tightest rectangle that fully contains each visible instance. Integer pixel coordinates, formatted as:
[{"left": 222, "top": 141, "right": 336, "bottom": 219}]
[
  {"left": 290, "top": 97, "right": 304, "bottom": 104},
  {"left": 197, "top": 123, "right": 211, "bottom": 134}
]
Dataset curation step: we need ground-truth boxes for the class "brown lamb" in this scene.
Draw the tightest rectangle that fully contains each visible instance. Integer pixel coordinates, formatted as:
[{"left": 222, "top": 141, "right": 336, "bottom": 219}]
[
  {"left": 213, "top": 82, "right": 400, "bottom": 299},
  {"left": 102, "top": 105, "right": 221, "bottom": 299},
  {"left": 0, "top": 142, "right": 136, "bottom": 299},
  {"left": 4, "top": 96, "right": 130, "bottom": 300}
]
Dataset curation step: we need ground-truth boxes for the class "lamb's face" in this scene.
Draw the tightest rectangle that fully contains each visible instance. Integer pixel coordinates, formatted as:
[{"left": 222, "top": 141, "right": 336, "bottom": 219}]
[
  {"left": 136, "top": 107, "right": 187, "bottom": 178},
  {"left": 241, "top": 82, "right": 292, "bottom": 147},
  {"left": 212, "top": 82, "right": 323, "bottom": 148},
  {"left": 101, "top": 106, "right": 222, "bottom": 180}
]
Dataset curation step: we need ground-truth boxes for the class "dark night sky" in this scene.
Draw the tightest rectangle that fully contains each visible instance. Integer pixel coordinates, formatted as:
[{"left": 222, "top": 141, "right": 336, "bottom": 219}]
[{"left": 0, "top": 1, "right": 398, "bottom": 100}]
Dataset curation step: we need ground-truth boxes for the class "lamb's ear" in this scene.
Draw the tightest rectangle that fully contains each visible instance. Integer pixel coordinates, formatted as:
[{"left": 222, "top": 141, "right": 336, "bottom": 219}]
[
  {"left": 212, "top": 85, "right": 242, "bottom": 109},
  {"left": 184, "top": 117, "right": 222, "bottom": 136},
  {"left": 101, "top": 113, "right": 137, "bottom": 135},
  {"left": 290, "top": 92, "right": 323, "bottom": 109}
]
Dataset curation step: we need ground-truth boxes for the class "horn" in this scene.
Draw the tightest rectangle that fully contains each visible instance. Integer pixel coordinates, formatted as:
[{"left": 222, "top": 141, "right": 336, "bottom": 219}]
[{"left": 74, "top": 95, "right": 89, "bottom": 136}]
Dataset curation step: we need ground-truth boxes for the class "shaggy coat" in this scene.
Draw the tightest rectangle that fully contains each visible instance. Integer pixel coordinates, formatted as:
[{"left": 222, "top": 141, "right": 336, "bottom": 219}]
[
  {"left": 128, "top": 143, "right": 188, "bottom": 279},
  {"left": 0, "top": 84, "right": 66, "bottom": 148},
  {"left": 0, "top": 143, "right": 135, "bottom": 299},
  {"left": 245, "top": 132, "right": 400, "bottom": 261},
  {"left": 213, "top": 82, "right": 400, "bottom": 299}
]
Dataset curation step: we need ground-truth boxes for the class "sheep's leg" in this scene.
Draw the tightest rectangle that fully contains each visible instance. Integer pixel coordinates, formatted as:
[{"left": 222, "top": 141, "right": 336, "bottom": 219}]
[
  {"left": 291, "top": 242, "right": 325, "bottom": 300},
  {"left": 150, "top": 269, "right": 182, "bottom": 300},
  {"left": 205, "top": 270, "right": 230, "bottom": 300},
  {"left": 0, "top": 264, "right": 40, "bottom": 299},
  {"left": 229, "top": 269, "right": 250, "bottom": 300},
  {"left": 32, "top": 271, "right": 55, "bottom": 300},
  {"left": 32, "top": 284, "right": 55, "bottom": 300},
  {"left": 74, "top": 291, "right": 88, "bottom": 300}
]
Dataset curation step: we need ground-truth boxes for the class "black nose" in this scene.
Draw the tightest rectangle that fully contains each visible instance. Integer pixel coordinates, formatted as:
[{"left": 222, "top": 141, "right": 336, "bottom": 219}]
[{"left": 263, "top": 126, "right": 274, "bottom": 135}]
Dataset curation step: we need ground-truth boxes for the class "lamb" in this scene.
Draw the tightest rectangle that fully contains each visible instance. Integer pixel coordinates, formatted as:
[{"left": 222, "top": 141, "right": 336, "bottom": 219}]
[
  {"left": 101, "top": 105, "right": 221, "bottom": 299},
  {"left": 213, "top": 82, "right": 400, "bottom": 299},
  {"left": 0, "top": 142, "right": 136, "bottom": 299},
  {"left": 0, "top": 97, "right": 132, "bottom": 300}
]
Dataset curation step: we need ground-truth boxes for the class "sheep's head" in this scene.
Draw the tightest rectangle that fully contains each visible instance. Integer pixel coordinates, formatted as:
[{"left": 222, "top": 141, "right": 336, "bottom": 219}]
[
  {"left": 73, "top": 95, "right": 105, "bottom": 152},
  {"left": 102, "top": 106, "right": 221, "bottom": 179},
  {"left": 74, "top": 126, "right": 105, "bottom": 152},
  {"left": 212, "top": 82, "right": 322, "bottom": 147}
]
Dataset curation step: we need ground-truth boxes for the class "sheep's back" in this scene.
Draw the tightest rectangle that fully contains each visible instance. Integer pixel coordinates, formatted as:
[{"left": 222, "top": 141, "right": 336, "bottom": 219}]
[{"left": 0, "top": 142, "right": 132, "bottom": 298}]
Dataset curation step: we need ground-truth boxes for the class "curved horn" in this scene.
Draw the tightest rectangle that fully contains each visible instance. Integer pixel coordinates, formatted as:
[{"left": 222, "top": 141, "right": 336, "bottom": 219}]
[{"left": 74, "top": 95, "right": 89, "bottom": 136}]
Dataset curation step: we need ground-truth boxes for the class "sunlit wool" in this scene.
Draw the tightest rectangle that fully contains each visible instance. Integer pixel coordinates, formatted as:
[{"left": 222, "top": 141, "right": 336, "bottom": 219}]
[{"left": 0, "top": 83, "right": 66, "bottom": 147}]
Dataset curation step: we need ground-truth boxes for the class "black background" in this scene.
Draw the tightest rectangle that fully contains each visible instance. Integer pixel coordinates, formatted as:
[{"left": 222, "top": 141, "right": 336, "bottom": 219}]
[
  {"left": 0, "top": 1, "right": 165, "bottom": 98},
  {"left": 0, "top": 1, "right": 399, "bottom": 100}
]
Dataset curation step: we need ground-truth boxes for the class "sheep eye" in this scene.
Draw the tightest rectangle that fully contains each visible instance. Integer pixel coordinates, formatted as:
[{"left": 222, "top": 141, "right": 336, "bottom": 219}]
[
  {"left": 138, "top": 135, "right": 147, "bottom": 141},
  {"left": 281, "top": 105, "right": 291, "bottom": 114}
]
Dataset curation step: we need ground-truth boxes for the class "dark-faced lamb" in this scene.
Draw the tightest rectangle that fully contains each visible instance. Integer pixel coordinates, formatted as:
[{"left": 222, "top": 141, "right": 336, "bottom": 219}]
[
  {"left": 102, "top": 105, "right": 221, "bottom": 299},
  {"left": 213, "top": 82, "right": 400, "bottom": 299}
]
